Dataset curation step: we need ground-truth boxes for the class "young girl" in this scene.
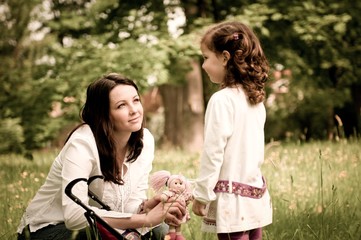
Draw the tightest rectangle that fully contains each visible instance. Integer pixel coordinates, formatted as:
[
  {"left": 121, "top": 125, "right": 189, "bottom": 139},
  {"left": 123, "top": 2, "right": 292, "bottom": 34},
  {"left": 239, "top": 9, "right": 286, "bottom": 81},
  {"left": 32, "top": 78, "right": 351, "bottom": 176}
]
[{"left": 192, "top": 21, "right": 272, "bottom": 240}]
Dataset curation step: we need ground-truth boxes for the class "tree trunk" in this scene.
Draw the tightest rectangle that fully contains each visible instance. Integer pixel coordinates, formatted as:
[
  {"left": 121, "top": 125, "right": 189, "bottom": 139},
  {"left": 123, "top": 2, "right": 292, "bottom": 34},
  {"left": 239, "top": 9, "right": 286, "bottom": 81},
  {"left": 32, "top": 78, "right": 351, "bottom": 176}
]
[
  {"left": 184, "top": 59, "right": 204, "bottom": 152},
  {"left": 335, "top": 84, "right": 361, "bottom": 138},
  {"left": 159, "top": 59, "right": 204, "bottom": 152}
]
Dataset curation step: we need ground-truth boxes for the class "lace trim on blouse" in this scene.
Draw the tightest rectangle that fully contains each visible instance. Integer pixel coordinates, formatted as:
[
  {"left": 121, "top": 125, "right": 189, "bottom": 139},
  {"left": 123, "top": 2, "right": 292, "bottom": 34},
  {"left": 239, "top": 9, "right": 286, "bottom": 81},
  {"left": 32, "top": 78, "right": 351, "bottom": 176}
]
[{"left": 102, "top": 167, "right": 131, "bottom": 212}]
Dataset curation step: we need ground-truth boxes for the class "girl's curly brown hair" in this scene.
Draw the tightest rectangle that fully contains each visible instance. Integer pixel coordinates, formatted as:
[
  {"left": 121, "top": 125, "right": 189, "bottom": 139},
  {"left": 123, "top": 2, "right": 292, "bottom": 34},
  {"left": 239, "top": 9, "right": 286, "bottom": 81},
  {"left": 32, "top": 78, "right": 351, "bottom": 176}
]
[{"left": 201, "top": 21, "right": 269, "bottom": 105}]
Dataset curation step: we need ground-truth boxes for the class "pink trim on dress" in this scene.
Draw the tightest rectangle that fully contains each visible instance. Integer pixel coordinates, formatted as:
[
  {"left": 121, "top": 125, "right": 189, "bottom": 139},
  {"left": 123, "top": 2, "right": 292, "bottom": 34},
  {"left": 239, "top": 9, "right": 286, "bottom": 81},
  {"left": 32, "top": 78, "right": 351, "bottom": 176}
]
[{"left": 213, "top": 177, "right": 267, "bottom": 199}]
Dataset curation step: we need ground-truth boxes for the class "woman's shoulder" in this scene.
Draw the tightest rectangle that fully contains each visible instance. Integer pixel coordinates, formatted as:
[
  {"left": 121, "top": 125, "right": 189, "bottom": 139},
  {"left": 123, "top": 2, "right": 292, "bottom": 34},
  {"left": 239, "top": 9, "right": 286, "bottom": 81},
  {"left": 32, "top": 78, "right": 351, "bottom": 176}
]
[
  {"left": 143, "top": 127, "right": 151, "bottom": 136},
  {"left": 66, "top": 124, "right": 96, "bottom": 146},
  {"left": 70, "top": 124, "right": 92, "bottom": 137},
  {"left": 142, "top": 128, "right": 154, "bottom": 142}
]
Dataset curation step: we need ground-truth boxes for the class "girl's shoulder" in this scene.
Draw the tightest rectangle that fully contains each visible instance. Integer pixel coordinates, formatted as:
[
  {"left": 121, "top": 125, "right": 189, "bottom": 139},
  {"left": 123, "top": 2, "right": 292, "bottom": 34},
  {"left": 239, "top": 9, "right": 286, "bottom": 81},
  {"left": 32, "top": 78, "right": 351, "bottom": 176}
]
[{"left": 210, "top": 87, "right": 247, "bottom": 103}]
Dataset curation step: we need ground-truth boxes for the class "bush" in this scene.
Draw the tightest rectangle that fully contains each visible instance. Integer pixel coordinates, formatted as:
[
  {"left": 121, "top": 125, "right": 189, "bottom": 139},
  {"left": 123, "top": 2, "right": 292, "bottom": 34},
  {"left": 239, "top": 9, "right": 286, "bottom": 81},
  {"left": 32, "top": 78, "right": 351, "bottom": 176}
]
[{"left": 0, "top": 118, "right": 25, "bottom": 154}]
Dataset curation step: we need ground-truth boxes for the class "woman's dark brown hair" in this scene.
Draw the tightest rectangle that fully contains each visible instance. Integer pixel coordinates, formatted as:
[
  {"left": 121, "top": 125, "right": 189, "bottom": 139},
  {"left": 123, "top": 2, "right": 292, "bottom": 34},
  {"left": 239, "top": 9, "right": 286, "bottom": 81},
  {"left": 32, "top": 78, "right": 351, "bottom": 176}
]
[
  {"left": 201, "top": 21, "right": 269, "bottom": 105},
  {"left": 67, "top": 73, "right": 144, "bottom": 184}
]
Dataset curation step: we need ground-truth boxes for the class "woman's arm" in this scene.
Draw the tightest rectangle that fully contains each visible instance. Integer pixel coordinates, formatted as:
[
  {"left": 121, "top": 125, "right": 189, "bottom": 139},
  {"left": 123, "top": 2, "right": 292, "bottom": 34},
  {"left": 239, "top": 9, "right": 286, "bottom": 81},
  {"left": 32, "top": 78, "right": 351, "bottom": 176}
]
[
  {"left": 61, "top": 133, "right": 99, "bottom": 230},
  {"left": 105, "top": 200, "right": 186, "bottom": 229}
]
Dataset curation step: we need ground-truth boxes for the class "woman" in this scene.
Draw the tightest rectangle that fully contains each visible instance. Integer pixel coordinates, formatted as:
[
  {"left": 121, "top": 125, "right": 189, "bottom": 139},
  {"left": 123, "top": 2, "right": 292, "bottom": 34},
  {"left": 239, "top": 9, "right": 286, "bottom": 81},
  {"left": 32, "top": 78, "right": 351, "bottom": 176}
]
[{"left": 17, "top": 73, "right": 185, "bottom": 240}]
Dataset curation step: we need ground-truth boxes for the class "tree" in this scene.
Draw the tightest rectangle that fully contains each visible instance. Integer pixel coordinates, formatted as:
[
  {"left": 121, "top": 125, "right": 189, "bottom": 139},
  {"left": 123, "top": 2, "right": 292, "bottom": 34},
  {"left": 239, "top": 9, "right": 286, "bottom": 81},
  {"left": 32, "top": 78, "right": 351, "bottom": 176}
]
[
  {"left": 0, "top": 0, "right": 56, "bottom": 155},
  {"left": 2, "top": 0, "right": 360, "bottom": 155},
  {"left": 259, "top": 0, "right": 361, "bottom": 140},
  {"left": 43, "top": 0, "right": 206, "bottom": 150}
]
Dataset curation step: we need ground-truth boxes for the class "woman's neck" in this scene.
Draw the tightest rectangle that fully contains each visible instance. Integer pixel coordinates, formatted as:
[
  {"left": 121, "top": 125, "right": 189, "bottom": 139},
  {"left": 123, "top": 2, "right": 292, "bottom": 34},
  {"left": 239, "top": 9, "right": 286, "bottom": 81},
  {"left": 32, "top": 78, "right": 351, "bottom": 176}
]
[
  {"left": 114, "top": 132, "right": 131, "bottom": 164},
  {"left": 114, "top": 131, "right": 131, "bottom": 148}
]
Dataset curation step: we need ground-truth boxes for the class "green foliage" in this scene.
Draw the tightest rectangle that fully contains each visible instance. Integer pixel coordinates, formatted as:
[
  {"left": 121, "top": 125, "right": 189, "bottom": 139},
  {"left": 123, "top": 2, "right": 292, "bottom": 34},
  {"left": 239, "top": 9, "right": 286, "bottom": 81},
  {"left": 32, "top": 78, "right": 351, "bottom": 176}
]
[
  {"left": 1, "top": 0, "right": 361, "bottom": 153},
  {"left": 0, "top": 0, "right": 60, "bottom": 152},
  {"left": 0, "top": 118, "right": 25, "bottom": 154},
  {"left": 49, "top": 37, "right": 171, "bottom": 91},
  {"left": 235, "top": 0, "right": 361, "bottom": 140}
]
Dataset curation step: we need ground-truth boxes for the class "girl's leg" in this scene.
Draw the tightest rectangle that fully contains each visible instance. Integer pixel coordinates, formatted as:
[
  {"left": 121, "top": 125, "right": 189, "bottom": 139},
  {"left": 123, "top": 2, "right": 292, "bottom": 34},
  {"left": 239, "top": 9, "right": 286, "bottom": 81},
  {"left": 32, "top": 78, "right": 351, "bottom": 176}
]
[
  {"left": 217, "top": 228, "right": 262, "bottom": 240},
  {"left": 217, "top": 231, "right": 249, "bottom": 240},
  {"left": 249, "top": 228, "right": 262, "bottom": 240}
]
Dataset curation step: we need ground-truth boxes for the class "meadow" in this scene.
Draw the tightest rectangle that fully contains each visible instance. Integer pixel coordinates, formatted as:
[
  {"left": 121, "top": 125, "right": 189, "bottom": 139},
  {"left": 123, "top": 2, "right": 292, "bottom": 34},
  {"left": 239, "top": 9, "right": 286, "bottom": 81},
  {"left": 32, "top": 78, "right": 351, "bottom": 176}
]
[{"left": 1, "top": 140, "right": 360, "bottom": 240}]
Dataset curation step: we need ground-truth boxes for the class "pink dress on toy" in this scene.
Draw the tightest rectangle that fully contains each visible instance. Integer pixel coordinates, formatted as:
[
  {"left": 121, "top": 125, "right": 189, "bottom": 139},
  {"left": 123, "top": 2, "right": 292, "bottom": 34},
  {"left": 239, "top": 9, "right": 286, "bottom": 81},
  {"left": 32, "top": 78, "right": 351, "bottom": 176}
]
[{"left": 150, "top": 170, "right": 193, "bottom": 240}]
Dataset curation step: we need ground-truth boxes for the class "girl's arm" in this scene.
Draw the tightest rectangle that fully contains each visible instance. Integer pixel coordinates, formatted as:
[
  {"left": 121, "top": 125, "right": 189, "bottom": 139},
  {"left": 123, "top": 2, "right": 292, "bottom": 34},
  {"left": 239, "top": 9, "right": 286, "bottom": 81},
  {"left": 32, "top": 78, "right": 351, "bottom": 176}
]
[{"left": 193, "top": 93, "right": 233, "bottom": 203}]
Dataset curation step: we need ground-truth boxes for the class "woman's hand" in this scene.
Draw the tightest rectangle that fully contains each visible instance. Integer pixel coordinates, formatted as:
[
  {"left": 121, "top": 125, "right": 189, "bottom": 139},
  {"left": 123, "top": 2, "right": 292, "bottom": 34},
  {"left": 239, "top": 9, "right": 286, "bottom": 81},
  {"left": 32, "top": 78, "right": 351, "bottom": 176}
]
[
  {"left": 192, "top": 199, "right": 207, "bottom": 217},
  {"left": 145, "top": 199, "right": 186, "bottom": 227},
  {"left": 141, "top": 193, "right": 168, "bottom": 212}
]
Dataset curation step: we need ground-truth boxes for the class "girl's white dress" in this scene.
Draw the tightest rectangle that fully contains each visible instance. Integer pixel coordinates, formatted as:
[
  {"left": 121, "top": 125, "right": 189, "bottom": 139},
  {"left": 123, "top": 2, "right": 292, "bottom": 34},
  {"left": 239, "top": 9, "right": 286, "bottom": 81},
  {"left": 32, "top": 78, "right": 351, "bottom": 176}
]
[{"left": 193, "top": 87, "right": 272, "bottom": 233}]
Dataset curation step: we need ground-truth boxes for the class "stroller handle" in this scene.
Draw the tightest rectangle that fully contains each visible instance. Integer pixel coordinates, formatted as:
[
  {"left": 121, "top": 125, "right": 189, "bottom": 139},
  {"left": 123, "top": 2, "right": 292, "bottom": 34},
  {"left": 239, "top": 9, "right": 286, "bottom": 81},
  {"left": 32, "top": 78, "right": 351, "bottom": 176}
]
[
  {"left": 65, "top": 176, "right": 104, "bottom": 198},
  {"left": 64, "top": 178, "right": 88, "bottom": 209},
  {"left": 64, "top": 177, "right": 126, "bottom": 239},
  {"left": 65, "top": 176, "right": 111, "bottom": 211}
]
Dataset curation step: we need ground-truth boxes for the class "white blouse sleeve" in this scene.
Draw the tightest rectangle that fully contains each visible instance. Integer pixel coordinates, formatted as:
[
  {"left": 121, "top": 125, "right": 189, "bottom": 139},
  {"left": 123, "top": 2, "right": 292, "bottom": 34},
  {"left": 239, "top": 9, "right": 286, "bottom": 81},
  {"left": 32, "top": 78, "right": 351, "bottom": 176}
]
[{"left": 193, "top": 92, "right": 234, "bottom": 203}]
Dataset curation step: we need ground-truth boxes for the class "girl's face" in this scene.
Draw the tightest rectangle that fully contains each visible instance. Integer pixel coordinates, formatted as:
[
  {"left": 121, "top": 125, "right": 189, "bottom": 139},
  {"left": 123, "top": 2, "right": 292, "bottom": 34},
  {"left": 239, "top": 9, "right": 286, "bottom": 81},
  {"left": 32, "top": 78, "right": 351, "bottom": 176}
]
[
  {"left": 109, "top": 84, "right": 143, "bottom": 135},
  {"left": 201, "top": 43, "right": 228, "bottom": 84}
]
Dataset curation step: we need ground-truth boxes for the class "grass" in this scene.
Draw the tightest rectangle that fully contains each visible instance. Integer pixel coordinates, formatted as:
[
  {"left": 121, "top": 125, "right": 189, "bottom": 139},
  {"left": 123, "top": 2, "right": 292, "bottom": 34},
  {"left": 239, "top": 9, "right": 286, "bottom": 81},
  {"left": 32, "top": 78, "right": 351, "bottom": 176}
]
[{"left": 0, "top": 140, "right": 360, "bottom": 240}]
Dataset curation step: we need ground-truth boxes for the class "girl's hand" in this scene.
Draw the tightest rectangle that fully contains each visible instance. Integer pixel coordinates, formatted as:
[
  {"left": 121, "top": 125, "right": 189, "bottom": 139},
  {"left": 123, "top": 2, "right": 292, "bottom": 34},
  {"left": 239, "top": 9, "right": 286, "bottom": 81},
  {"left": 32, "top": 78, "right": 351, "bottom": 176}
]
[{"left": 192, "top": 199, "right": 207, "bottom": 216}]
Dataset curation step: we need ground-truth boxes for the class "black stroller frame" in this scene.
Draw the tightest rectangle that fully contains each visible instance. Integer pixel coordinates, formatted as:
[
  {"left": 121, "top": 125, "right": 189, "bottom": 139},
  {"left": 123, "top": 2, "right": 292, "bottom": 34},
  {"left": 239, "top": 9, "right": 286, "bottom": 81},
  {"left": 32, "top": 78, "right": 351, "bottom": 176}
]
[{"left": 65, "top": 175, "right": 126, "bottom": 239}]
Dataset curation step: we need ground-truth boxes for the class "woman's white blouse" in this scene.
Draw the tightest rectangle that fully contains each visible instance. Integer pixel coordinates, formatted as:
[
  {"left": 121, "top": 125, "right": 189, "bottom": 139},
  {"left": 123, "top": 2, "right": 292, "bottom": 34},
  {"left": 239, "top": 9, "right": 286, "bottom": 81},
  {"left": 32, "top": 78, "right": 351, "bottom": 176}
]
[
  {"left": 102, "top": 173, "right": 131, "bottom": 213},
  {"left": 17, "top": 125, "right": 154, "bottom": 233}
]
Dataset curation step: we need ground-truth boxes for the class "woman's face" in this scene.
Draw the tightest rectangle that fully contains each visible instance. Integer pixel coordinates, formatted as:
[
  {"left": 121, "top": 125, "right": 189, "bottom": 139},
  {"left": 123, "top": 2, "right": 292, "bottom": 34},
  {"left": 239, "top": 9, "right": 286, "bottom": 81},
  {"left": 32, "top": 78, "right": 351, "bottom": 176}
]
[
  {"left": 109, "top": 84, "right": 143, "bottom": 134},
  {"left": 200, "top": 43, "right": 227, "bottom": 84}
]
